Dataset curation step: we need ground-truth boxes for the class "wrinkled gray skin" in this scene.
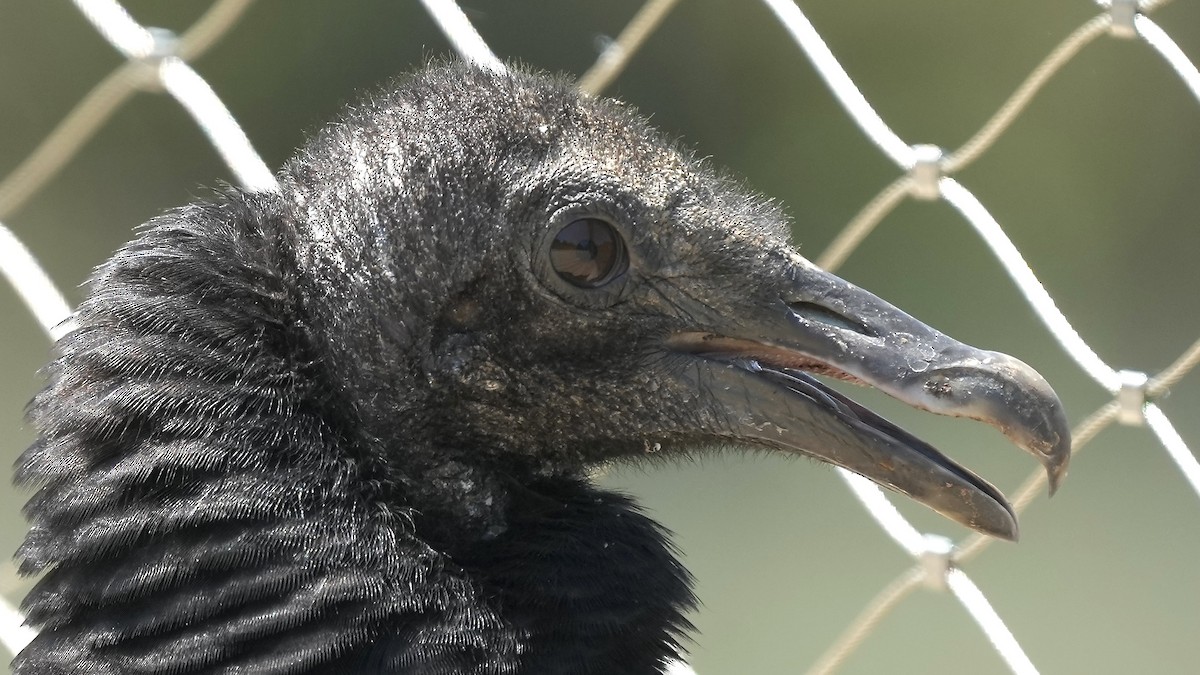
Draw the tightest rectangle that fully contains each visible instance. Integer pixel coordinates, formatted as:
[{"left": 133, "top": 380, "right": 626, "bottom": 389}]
[
  {"left": 16, "top": 62, "right": 1068, "bottom": 674},
  {"left": 284, "top": 63, "right": 1065, "bottom": 542},
  {"left": 282, "top": 65, "right": 803, "bottom": 538}
]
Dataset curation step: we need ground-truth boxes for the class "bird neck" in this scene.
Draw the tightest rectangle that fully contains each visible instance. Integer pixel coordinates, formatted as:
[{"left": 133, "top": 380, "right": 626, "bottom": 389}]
[
  {"left": 421, "top": 473, "right": 700, "bottom": 674},
  {"left": 16, "top": 189, "right": 697, "bottom": 674}
]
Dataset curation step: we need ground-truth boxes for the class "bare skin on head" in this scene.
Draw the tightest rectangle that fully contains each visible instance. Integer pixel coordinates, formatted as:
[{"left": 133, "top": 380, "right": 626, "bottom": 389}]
[{"left": 14, "top": 63, "right": 1069, "bottom": 674}]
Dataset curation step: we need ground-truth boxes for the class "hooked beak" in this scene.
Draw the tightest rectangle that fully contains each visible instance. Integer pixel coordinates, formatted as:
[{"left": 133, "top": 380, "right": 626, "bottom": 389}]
[{"left": 666, "top": 255, "right": 1070, "bottom": 541}]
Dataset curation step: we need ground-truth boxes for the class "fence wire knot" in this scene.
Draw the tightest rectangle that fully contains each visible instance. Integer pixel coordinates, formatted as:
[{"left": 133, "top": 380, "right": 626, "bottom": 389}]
[
  {"left": 144, "top": 27, "right": 180, "bottom": 59},
  {"left": 130, "top": 27, "right": 180, "bottom": 92},
  {"left": 1116, "top": 369, "right": 1150, "bottom": 426},
  {"left": 918, "top": 534, "right": 956, "bottom": 591},
  {"left": 908, "top": 144, "right": 944, "bottom": 201},
  {"left": 1109, "top": 0, "right": 1139, "bottom": 39}
]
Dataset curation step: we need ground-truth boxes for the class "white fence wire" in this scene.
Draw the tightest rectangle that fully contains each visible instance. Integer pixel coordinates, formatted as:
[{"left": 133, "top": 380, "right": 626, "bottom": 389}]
[{"left": 1, "top": 0, "right": 1198, "bottom": 673}]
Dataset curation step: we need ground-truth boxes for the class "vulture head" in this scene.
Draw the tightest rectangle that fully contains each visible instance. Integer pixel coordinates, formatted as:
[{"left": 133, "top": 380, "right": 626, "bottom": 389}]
[{"left": 14, "top": 63, "right": 1069, "bottom": 674}]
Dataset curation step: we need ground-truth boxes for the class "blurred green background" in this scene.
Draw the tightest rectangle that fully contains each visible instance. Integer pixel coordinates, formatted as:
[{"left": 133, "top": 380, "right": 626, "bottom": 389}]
[{"left": 2, "top": 1, "right": 1199, "bottom": 673}]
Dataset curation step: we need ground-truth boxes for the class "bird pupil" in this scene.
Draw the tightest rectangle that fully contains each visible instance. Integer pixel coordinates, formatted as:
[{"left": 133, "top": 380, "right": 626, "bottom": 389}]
[{"left": 550, "top": 218, "right": 628, "bottom": 288}]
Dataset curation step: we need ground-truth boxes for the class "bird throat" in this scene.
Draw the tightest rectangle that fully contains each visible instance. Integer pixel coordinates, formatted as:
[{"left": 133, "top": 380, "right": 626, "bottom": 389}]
[{"left": 403, "top": 458, "right": 514, "bottom": 549}]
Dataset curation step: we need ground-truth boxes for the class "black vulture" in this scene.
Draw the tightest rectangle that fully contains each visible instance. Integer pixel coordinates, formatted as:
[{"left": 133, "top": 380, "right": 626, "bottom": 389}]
[{"left": 12, "top": 63, "right": 1069, "bottom": 674}]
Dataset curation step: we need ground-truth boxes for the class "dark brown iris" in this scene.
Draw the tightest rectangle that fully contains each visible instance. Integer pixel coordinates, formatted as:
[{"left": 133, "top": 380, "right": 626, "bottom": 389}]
[{"left": 549, "top": 218, "right": 628, "bottom": 288}]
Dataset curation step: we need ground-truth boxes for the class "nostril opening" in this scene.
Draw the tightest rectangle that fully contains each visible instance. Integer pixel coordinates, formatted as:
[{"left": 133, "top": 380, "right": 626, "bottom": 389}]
[{"left": 786, "top": 300, "right": 876, "bottom": 337}]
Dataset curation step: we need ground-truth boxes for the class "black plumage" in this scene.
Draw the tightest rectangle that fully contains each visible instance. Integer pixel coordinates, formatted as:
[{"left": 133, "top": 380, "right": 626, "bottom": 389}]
[{"left": 13, "top": 63, "right": 1070, "bottom": 674}]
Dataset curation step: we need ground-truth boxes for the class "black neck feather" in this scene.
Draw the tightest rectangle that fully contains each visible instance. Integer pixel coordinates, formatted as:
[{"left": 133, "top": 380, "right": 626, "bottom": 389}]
[{"left": 14, "top": 191, "right": 695, "bottom": 674}]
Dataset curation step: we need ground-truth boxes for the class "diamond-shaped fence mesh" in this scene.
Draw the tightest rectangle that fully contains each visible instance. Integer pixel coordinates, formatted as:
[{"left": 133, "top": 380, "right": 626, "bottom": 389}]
[{"left": 2, "top": 1, "right": 1198, "bottom": 673}]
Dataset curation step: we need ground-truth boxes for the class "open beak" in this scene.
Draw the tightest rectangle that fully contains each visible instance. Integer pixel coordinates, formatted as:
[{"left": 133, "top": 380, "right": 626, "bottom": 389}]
[{"left": 666, "top": 254, "right": 1070, "bottom": 541}]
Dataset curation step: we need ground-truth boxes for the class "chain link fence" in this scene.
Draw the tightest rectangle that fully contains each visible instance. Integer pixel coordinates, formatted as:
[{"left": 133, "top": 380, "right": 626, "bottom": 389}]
[{"left": 2, "top": 1, "right": 1198, "bottom": 673}]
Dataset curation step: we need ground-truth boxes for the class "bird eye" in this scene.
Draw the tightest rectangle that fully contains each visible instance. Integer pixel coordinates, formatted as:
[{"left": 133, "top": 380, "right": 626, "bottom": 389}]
[{"left": 549, "top": 218, "right": 629, "bottom": 288}]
